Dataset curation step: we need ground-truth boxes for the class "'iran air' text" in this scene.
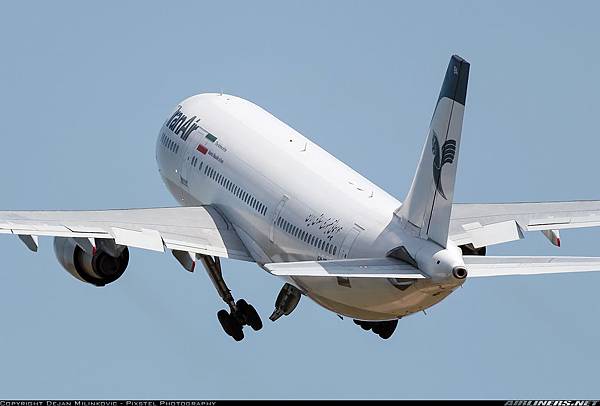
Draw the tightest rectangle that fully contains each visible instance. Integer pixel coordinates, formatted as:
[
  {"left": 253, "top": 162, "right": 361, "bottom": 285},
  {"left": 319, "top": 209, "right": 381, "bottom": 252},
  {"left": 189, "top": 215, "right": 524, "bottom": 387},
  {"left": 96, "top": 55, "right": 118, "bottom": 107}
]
[{"left": 165, "top": 106, "right": 200, "bottom": 141}]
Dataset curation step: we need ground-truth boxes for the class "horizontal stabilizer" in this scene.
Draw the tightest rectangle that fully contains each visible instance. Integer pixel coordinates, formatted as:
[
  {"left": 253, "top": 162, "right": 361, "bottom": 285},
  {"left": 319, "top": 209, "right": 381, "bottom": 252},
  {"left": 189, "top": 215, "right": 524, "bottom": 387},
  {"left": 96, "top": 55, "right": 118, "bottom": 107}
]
[
  {"left": 464, "top": 256, "right": 600, "bottom": 278},
  {"left": 265, "top": 258, "right": 425, "bottom": 279}
]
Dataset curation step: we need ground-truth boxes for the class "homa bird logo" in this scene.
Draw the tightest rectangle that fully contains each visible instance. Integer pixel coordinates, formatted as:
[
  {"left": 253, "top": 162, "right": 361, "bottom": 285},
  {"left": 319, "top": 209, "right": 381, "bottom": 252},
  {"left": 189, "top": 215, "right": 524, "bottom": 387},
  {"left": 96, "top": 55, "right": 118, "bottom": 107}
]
[{"left": 431, "top": 131, "right": 457, "bottom": 200}]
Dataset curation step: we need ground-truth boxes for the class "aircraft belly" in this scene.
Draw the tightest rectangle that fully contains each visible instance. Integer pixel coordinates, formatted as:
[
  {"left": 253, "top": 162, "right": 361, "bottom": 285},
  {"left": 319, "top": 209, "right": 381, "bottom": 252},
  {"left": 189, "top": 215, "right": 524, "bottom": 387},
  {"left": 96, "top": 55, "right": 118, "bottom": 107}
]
[{"left": 292, "top": 276, "right": 458, "bottom": 321}]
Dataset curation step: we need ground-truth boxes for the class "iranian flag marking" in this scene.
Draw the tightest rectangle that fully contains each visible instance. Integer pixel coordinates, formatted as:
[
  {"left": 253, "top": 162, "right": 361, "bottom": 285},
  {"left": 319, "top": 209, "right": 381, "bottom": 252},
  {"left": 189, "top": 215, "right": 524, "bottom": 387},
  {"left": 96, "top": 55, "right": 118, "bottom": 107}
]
[{"left": 197, "top": 144, "right": 208, "bottom": 154}]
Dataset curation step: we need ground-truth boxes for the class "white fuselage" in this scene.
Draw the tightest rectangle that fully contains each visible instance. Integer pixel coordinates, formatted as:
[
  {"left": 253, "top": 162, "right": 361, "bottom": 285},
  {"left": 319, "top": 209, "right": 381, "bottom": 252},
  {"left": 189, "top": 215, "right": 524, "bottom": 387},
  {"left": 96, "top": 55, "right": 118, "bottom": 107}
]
[{"left": 156, "top": 94, "right": 463, "bottom": 321}]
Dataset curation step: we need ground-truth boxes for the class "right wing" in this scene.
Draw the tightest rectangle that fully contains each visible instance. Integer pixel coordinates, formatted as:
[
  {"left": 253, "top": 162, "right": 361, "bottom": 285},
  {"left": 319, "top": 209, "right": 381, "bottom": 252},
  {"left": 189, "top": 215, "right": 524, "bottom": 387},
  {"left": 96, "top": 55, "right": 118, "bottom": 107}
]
[{"left": 449, "top": 201, "right": 600, "bottom": 248}]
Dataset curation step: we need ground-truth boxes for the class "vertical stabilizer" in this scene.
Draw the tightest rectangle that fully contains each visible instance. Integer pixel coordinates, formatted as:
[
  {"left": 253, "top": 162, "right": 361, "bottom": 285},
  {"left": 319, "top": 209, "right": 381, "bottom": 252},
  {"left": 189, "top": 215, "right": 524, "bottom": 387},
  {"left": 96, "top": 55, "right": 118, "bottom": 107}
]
[{"left": 396, "top": 55, "right": 470, "bottom": 247}]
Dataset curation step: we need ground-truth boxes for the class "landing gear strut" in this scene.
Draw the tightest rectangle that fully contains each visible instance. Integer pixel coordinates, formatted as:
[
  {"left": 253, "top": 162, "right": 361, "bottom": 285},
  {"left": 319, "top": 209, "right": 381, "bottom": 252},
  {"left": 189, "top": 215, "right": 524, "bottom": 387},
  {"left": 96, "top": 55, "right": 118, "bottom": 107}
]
[
  {"left": 354, "top": 319, "right": 399, "bottom": 339},
  {"left": 198, "top": 255, "right": 263, "bottom": 341}
]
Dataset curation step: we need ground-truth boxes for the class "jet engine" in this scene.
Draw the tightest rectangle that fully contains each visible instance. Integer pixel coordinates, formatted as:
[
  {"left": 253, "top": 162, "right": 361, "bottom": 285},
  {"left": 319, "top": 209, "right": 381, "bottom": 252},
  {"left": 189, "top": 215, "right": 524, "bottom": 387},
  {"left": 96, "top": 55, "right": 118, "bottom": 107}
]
[{"left": 53, "top": 237, "right": 129, "bottom": 286}]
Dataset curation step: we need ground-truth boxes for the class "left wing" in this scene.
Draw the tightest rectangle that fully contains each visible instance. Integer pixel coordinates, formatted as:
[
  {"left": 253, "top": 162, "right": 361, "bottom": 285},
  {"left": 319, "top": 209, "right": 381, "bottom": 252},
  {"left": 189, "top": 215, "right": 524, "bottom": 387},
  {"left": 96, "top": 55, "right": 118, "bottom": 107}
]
[
  {"left": 0, "top": 206, "right": 253, "bottom": 261},
  {"left": 449, "top": 201, "right": 600, "bottom": 248}
]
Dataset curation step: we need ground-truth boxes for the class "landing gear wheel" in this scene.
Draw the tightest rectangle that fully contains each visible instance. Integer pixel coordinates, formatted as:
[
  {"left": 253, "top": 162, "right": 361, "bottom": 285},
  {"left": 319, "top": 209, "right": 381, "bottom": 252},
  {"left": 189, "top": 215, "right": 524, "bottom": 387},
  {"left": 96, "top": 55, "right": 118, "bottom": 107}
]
[
  {"left": 237, "top": 299, "right": 263, "bottom": 331},
  {"left": 354, "top": 319, "right": 398, "bottom": 339},
  {"left": 199, "top": 255, "right": 262, "bottom": 341},
  {"left": 353, "top": 319, "right": 374, "bottom": 331},
  {"left": 375, "top": 320, "right": 398, "bottom": 340},
  {"left": 217, "top": 309, "right": 244, "bottom": 341}
]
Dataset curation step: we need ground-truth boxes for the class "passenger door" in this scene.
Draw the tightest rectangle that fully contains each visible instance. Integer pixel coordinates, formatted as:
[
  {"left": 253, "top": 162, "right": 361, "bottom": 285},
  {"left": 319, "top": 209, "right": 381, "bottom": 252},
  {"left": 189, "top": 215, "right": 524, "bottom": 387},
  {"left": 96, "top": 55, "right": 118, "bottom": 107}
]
[
  {"left": 270, "top": 196, "right": 289, "bottom": 242},
  {"left": 179, "top": 133, "right": 199, "bottom": 188},
  {"left": 339, "top": 224, "right": 363, "bottom": 259}
]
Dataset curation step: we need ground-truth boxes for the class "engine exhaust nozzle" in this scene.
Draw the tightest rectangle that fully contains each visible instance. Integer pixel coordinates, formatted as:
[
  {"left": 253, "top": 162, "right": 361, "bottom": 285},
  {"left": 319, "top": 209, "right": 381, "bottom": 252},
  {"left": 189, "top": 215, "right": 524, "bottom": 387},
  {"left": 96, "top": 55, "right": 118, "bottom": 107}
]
[{"left": 452, "top": 266, "right": 468, "bottom": 279}]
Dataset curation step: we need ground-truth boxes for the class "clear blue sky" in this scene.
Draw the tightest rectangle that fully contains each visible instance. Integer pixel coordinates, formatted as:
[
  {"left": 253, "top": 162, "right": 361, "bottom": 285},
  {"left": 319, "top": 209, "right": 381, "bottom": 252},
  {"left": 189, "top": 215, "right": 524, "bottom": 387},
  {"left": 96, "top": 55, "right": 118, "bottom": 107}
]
[{"left": 0, "top": 0, "right": 599, "bottom": 399}]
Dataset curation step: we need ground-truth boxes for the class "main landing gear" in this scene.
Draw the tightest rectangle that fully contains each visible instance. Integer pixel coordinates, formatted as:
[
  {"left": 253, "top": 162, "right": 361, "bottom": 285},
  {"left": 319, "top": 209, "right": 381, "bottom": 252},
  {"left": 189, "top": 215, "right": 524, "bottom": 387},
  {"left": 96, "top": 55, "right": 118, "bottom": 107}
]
[
  {"left": 353, "top": 319, "right": 399, "bottom": 339},
  {"left": 198, "top": 255, "right": 263, "bottom": 341}
]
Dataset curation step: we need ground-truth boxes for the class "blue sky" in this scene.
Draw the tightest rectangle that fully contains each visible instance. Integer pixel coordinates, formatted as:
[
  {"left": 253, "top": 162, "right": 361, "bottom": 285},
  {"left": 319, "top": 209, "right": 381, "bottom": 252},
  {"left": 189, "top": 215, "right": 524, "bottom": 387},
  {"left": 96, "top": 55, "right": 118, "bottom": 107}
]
[{"left": 0, "top": 0, "right": 599, "bottom": 399}]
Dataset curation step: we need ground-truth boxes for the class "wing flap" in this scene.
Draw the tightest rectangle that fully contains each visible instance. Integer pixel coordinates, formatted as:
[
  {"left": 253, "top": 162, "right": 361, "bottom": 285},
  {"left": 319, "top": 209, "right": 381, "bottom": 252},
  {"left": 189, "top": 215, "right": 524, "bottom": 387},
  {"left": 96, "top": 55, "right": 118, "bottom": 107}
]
[
  {"left": 464, "top": 256, "right": 600, "bottom": 277},
  {"left": 265, "top": 258, "right": 426, "bottom": 279}
]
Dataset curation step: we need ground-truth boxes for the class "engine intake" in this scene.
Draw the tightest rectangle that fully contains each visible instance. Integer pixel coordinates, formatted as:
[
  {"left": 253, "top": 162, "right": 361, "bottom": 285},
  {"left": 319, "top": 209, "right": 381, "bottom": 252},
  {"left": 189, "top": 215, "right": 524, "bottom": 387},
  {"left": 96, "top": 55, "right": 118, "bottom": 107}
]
[{"left": 53, "top": 237, "right": 129, "bottom": 286}]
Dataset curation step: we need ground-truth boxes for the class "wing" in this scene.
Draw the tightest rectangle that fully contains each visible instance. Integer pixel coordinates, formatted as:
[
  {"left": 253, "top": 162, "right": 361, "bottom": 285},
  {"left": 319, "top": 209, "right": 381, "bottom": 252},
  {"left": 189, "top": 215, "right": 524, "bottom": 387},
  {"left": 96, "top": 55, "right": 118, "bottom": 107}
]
[
  {"left": 449, "top": 201, "right": 600, "bottom": 248},
  {"left": 0, "top": 206, "right": 253, "bottom": 261},
  {"left": 463, "top": 256, "right": 600, "bottom": 277},
  {"left": 265, "top": 258, "right": 425, "bottom": 279}
]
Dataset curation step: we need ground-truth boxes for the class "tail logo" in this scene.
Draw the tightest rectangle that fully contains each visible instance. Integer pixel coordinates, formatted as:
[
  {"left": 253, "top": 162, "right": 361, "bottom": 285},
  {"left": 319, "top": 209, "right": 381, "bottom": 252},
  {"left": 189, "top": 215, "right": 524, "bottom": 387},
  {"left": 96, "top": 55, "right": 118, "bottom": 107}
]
[{"left": 432, "top": 131, "right": 456, "bottom": 200}]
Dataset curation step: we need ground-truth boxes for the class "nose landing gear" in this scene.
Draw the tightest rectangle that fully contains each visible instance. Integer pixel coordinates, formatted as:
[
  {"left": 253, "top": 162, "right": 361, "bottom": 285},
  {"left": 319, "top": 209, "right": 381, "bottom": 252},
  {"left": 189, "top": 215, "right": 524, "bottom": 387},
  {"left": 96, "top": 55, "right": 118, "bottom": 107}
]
[{"left": 198, "top": 255, "right": 263, "bottom": 341}]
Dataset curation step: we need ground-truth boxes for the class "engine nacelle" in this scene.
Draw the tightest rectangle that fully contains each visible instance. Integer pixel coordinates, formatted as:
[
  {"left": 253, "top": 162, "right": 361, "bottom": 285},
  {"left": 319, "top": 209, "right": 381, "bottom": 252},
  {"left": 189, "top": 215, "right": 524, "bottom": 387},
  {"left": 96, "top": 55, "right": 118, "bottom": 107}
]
[{"left": 53, "top": 237, "right": 129, "bottom": 286}]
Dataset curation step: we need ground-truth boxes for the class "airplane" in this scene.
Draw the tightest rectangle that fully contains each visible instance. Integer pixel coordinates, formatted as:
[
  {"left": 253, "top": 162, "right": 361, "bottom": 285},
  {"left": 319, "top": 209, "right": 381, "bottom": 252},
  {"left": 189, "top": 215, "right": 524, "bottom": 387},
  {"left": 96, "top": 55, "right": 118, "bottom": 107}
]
[{"left": 3, "top": 54, "right": 600, "bottom": 341}]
